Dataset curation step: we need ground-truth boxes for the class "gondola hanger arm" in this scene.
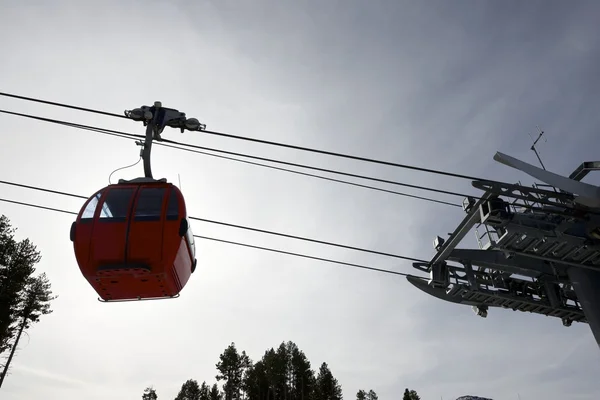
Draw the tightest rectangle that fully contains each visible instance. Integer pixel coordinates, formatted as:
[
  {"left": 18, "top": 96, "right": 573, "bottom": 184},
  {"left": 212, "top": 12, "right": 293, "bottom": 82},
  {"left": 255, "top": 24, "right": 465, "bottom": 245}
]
[{"left": 123, "top": 101, "right": 207, "bottom": 179}]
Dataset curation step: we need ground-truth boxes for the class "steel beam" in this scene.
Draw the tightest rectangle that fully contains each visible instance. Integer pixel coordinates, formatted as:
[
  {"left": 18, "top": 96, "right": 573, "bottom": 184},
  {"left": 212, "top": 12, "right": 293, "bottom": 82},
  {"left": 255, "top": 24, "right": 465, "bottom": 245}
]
[
  {"left": 406, "top": 273, "right": 586, "bottom": 322},
  {"left": 494, "top": 152, "right": 600, "bottom": 208},
  {"left": 569, "top": 161, "right": 600, "bottom": 182},
  {"left": 448, "top": 248, "right": 555, "bottom": 278},
  {"left": 427, "top": 190, "right": 495, "bottom": 267},
  {"left": 471, "top": 179, "right": 576, "bottom": 209}
]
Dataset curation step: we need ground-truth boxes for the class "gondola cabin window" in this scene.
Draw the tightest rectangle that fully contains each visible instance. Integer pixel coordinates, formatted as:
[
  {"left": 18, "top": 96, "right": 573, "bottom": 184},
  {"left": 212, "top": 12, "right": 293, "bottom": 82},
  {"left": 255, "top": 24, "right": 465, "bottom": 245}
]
[
  {"left": 81, "top": 192, "right": 102, "bottom": 221},
  {"left": 99, "top": 188, "right": 135, "bottom": 222},
  {"left": 134, "top": 188, "right": 165, "bottom": 221},
  {"left": 166, "top": 189, "right": 179, "bottom": 221}
]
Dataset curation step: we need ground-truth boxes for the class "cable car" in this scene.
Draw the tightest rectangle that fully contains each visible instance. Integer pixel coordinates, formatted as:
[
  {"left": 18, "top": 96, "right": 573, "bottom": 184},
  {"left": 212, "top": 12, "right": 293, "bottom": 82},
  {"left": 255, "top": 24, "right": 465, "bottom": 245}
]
[{"left": 69, "top": 178, "right": 197, "bottom": 301}]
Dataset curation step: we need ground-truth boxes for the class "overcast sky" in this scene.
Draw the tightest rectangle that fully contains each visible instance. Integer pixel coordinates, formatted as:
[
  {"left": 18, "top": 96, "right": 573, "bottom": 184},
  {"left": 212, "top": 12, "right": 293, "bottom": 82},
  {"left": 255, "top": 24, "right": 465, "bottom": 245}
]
[{"left": 1, "top": 0, "right": 600, "bottom": 399}]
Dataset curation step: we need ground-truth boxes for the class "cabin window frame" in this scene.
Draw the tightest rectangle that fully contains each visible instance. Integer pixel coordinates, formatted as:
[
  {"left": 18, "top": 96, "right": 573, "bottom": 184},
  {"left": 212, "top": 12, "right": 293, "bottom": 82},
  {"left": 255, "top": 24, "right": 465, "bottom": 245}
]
[
  {"left": 79, "top": 190, "right": 103, "bottom": 223},
  {"left": 184, "top": 216, "right": 196, "bottom": 259},
  {"left": 166, "top": 188, "right": 180, "bottom": 221}
]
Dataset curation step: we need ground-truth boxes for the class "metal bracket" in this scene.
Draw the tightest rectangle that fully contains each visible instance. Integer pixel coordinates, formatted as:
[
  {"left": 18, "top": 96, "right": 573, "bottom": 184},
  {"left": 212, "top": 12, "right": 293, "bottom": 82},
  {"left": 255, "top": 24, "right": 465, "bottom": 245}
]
[
  {"left": 472, "top": 179, "right": 576, "bottom": 209},
  {"left": 124, "top": 102, "right": 207, "bottom": 179},
  {"left": 494, "top": 151, "right": 600, "bottom": 208},
  {"left": 569, "top": 161, "right": 600, "bottom": 182}
]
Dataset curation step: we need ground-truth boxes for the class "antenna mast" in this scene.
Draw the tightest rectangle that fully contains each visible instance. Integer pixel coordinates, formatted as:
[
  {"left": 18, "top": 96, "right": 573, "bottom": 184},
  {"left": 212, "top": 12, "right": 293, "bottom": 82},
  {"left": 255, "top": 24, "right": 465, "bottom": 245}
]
[{"left": 529, "top": 126, "right": 547, "bottom": 170}]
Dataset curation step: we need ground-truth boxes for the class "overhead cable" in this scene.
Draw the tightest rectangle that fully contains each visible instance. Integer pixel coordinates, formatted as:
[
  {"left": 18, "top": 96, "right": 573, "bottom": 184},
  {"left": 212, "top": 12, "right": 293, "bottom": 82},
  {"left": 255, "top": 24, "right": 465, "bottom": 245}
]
[
  {"left": 0, "top": 196, "right": 428, "bottom": 280},
  {"left": 164, "top": 143, "right": 462, "bottom": 208},
  {"left": 0, "top": 91, "right": 487, "bottom": 181},
  {"left": 0, "top": 179, "right": 428, "bottom": 263},
  {"left": 0, "top": 108, "right": 470, "bottom": 203},
  {"left": 6, "top": 108, "right": 574, "bottom": 220},
  {"left": 0, "top": 90, "right": 127, "bottom": 119}
]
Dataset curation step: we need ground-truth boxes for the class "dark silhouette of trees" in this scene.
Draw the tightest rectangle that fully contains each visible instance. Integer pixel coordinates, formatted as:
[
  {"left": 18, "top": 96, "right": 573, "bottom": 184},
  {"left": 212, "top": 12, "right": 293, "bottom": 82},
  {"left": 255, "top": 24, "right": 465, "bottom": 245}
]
[
  {"left": 175, "top": 341, "right": 347, "bottom": 400},
  {"left": 314, "top": 362, "right": 342, "bottom": 400},
  {"left": 357, "top": 389, "right": 377, "bottom": 400},
  {"left": 0, "top": 216, "right": 40, "bottom": 352},
  {"left": 0, "top": 215, "right": 56, "bottom": 388},
  {"left": 142, "top": 386, "right": 158, "bottom": 399},
  {"left": 216, "top": 342, "right": 251, "bottom": 400},
  {"left": 209, "top": 383, "right": 222, "bottom": 400},
  {"left": 199, "top": 381, "right": 211, "bottom": 400},
  {"left": 241, "top": 341, "right": 317, "bottom": 400},
  {"left": 155, "top": 341, "right": 420, "bottom": 399},
  {"left": 175, "top": 379, "right": 202, "bottom": 400},
  {"left": 402, "top": 388, "right": 420, "bottom": 400},
  {"left": 288, "top": 342, "right": 314, "bottom": 400}
]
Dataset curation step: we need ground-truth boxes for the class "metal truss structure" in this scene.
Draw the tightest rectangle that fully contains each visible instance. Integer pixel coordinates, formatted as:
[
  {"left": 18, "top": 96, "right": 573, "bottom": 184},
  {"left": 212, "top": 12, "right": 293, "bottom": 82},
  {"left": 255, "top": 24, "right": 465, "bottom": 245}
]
[{"left": 407, "top": 153, "right": 600, "bottom": 348}]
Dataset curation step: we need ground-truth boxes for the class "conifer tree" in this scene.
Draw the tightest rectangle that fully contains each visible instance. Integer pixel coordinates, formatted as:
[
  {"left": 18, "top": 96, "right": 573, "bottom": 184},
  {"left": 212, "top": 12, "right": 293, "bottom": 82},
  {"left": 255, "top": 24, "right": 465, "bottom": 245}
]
[
  {"left": 142, "top": 386, "right": 158, "bottom": 399},
  {"left": 216, "top": 342, "right": 251, "bottom": 400},
  {"left": 0, "top": 216, "right": 41, "bottom": 354},
  {"left": 199, "top": 381, "right": 211, "bottom": 400},
  {"left": 175, "top": 379, "right": 202, "bottom": 400},
  {"left": 402, "top": 388, "right": 420, "bottom": 400},
  {"left": 0, "top": 216, "right": 55, "bottom": 388},
  {"left": 210, "top": 383, "right": 223, "bottom": 400},
  {"left": 313, "top": 362, "right": 342, "bottom": 400}
]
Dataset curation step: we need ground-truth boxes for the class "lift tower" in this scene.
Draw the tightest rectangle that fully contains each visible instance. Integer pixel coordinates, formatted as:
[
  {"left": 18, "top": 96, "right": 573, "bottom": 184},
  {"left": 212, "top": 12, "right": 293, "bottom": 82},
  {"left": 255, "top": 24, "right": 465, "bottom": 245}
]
[{"left": 407, "top": 151, "right": 600, "bottom": 348}]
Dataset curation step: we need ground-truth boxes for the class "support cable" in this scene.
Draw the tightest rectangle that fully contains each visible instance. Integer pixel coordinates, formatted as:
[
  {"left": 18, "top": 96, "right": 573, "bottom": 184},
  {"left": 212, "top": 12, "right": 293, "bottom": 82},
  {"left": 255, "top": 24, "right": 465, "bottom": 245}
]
[
  {"left": 0, "top": 180, "right": 428, "bottom": 263},
  {"left": 0, "top": 196, "right": 428, "bottom": 279},
  {"left": 0, "top": 91, "right": 488, "bottom": 180},
  {"left": 0, "top": 108, "right": 471, "bottom": 202},
  {"left": 0, "top": 91, "right": 127, "bottom": 119}
]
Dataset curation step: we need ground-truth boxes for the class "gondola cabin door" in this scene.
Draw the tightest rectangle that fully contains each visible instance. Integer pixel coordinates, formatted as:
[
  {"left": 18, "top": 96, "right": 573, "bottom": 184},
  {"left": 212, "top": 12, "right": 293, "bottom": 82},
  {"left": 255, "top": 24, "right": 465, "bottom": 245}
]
[{"left": 71, "top": 180, "right": 196, "bottom": 301}]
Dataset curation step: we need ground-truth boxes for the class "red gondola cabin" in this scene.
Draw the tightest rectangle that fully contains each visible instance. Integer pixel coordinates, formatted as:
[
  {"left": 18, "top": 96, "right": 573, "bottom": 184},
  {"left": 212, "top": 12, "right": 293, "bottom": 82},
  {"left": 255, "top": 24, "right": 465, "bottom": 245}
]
[{"left": 70, "top": 178, "right": 197, "bottom": 301}]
